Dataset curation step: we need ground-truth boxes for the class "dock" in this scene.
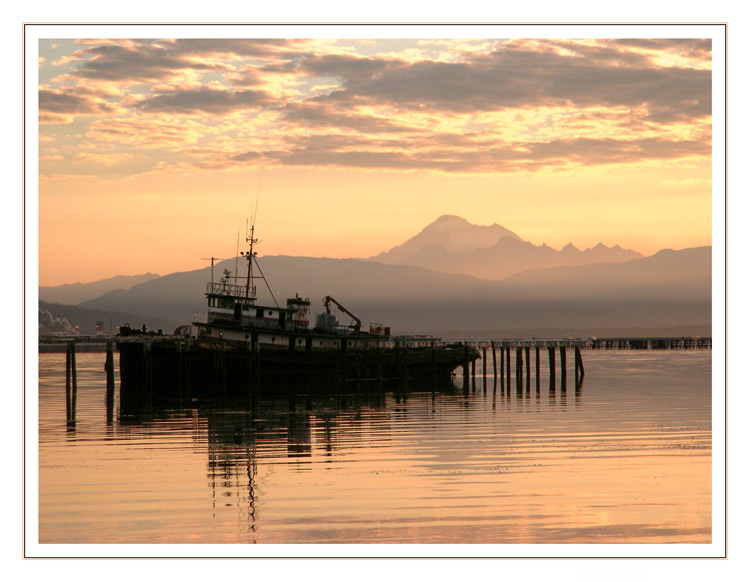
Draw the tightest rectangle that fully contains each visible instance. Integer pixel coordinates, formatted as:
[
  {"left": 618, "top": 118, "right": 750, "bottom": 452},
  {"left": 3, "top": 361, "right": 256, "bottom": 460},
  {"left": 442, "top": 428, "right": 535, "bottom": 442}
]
[{"left": 39, "top": 334, "right": 711, "bottom": 419}]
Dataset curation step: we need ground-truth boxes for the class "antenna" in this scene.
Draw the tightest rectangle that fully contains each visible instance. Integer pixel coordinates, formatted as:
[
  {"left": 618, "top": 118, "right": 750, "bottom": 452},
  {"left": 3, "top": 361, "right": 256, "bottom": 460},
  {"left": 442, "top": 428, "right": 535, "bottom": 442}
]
[
  {"left": 251, "top": 196, "right": 259, "bottom": 230},
  {"left": 201, "top": 257, "right": 223, "bottom": 288}
]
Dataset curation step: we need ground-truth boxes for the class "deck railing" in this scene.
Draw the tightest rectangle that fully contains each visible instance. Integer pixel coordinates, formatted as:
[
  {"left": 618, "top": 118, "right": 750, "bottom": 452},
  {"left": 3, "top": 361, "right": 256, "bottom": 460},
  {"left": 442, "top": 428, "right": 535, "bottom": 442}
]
[{"left": 205, "top": 282, "right": 253, "bottom": 297}]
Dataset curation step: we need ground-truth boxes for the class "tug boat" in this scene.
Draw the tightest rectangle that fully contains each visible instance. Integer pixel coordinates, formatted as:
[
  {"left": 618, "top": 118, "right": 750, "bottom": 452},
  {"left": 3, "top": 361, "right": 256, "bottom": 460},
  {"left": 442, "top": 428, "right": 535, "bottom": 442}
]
[
  {"left": 190, "top": 223, "right": 392, "bottom": 352},
  {"left": 117, "top": 225, "right": 479, "bottom": 407}
]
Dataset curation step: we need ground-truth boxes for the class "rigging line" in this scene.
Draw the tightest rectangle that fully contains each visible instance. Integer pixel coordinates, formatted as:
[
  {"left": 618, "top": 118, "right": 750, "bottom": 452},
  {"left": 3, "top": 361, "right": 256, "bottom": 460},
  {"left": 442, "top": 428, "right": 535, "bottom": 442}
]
[{"left": 251, "top": 255, "right": 280, "bottom": 309}]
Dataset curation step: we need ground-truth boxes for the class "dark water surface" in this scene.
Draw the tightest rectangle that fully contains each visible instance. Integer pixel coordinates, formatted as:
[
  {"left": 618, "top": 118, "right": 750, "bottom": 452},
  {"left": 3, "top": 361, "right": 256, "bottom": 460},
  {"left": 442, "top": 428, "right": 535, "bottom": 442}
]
[{"left": 37, "top": 349, "right": 711, "bottom": 547}]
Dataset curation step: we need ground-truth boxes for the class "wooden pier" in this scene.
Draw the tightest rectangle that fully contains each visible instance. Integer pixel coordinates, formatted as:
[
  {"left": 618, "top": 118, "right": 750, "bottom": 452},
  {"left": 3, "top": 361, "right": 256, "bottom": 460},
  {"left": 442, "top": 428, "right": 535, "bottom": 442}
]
[{"left": 40, "top": 334, "right": 711, "bottom": 418}]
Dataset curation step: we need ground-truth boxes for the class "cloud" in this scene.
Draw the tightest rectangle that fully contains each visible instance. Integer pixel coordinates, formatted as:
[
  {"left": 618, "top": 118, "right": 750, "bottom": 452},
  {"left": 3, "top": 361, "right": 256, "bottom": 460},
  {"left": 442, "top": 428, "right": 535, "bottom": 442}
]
[
  {"left": 38, "top": 37, "right": 713, "bottom": 176},
  {"left": 74, "top": 152, "right": 135, "bottom": 165},
  {"left": 220, "top": 131, "right": 710, "bottom": 175},
  {"left": 135, "top": 86, "right": 273, "bottom": 115},
  {"left": 86, "top": 117, "right": 208, "bottom": 148},
  {"left": 60, "top": 38, "right": 311, "bottom": 85},
  {"left": 39, "top": 88, "right": 119, "bottom": 123},
  {"left": 62, "top": 41, "right": 231, "bottom": 83},
  {"left": 300, "top": 40, "right": 711, "bottom": 124},
  {"left": 280, "top": 101, "right": 414, "bottom": 134}
]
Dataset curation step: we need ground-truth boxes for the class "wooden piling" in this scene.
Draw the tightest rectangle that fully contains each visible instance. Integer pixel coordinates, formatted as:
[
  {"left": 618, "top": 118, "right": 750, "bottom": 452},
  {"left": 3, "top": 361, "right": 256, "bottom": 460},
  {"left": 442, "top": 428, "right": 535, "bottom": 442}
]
[
  {"left": 482, "top": 345, "right": 487, "bottom": 392},
  {"left": 535, "top": 346, "right": 540, "bottom": 393},
  {"left": 525, "top": 346, "right": 531, "bottom": 393},
  {"left": 184, "top": 341, "right": 191, "bottom": 402},
  {"left": 65, "top": 341, "right": 71, "bottom": 419},
  {"left": 65, "top": 341, "right": 77, "bottom": 426},
  {"left": 251, "top": 336, "right": 260, "bottom": 411},
  {"left": 471, "top": 351, "right": 476, "bottom": 391},
  {"left": 71, "top": 342, "right": 78, "bottom": 416},
  {"left": 377, "top": 342, "right": 383, "bottom": 391},
  {"left": 462, "top": 344, "right": 470, "bottom": 392},
  {"left": 402, "top": 344, "right": 409, "bottom": 390},
  {"left": 490, "top": 342, "right": 497, "bottom": 392},
  {"left": 431, "top": 340, "right": 437, "bottom": 392},
  {"left": 498, "top": 344, "right": 504, "bottom": 393},
  {"left": 176, "top": 341, "right": 183, "bottom": 402},
  {"left": 251, "top": 352, "right": 255, "bottom": 409},
  {"left": 144, "top": 342, "right": 153, "bottom": 408},
  {"left": 548, "top": 346, "right": 556, "bottom": 392},
  {"left": 105, "top": 339, "right": 115, "bottom": 423},
  {"left": 516, "top": 346, "right": 523, "bottom": 394},
  {"left": 254, "top": 336, "right": 261, "bottom": 397},
  {"left": 505, "top": 347, "right": 511, "bottom": 389},
  {"left": 560, "top": 346, "right": 567, "bottom": 392},
  {"left": 221, "top": 344, "right": 228, "bottom": 400},
  {"left": 575, "top": 347, "right": 585, "bottom": 380},
  {"left": 574, "top": 346, "right": 585, "bottom": 389}
]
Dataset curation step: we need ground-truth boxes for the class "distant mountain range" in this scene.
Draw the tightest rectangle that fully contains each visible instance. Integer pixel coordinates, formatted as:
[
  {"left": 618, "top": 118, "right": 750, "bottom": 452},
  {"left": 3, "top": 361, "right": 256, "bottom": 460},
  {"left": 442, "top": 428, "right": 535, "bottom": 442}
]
[
  {"left": 40, "top": 272, "right": 160, "bottom": 305},
  {"left": 38, "top": 216, "right": 711, "bottom": 338},
  {"left": 65, "top": 247, "right": 709, "bottom": 338},
  {"left": 369, "top": 215, "right": 643, "bottom": 280}
]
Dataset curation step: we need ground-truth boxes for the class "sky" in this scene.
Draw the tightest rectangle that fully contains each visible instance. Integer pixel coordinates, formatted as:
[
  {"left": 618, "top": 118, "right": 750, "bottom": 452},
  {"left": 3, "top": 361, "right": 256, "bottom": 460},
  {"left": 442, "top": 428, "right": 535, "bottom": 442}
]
[{"left": 34, "top": 27, "right": 716, "bottom": 286}]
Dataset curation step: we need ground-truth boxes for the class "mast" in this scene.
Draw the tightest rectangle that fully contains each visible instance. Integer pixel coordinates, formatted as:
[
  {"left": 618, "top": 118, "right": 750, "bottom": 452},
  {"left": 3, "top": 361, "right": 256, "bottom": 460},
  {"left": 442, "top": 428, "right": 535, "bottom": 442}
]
[
  {"left": 238, "top": 217, "right": 279, "bottom": 307},
  {"left": 242, "top": 223, "right": 258, "bottom": 299}
]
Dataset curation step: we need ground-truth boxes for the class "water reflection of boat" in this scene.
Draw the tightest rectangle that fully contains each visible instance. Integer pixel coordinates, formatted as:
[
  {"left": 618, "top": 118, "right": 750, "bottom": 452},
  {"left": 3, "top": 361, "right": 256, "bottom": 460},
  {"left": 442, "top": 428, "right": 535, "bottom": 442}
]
[{"left": 117, "top": 225, "right": 479, "bottom": 408}]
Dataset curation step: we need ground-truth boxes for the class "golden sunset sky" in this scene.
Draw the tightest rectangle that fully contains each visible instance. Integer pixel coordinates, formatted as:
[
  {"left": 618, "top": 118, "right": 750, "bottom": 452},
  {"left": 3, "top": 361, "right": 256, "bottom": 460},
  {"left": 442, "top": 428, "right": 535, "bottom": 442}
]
[{"left": 34, "top": 27, "right": 716, "bottom": 286}]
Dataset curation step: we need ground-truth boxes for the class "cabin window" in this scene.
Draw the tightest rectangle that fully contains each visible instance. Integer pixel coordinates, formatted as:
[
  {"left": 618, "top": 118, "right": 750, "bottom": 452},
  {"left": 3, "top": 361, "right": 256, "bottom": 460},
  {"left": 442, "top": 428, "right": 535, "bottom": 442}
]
[
  {"left": 268, "top": 310, "right": 274, "bottom": 317},
  {"left": 256, "top": 308, "right": 263, "bottom": 318}
]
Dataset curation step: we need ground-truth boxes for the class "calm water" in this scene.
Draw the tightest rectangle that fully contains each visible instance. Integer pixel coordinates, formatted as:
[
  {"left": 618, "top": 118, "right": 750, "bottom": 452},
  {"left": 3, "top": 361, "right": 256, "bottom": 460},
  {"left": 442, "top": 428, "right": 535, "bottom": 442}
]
[{"left": 37, "top": 349, "right": 711, "bottom": 548}]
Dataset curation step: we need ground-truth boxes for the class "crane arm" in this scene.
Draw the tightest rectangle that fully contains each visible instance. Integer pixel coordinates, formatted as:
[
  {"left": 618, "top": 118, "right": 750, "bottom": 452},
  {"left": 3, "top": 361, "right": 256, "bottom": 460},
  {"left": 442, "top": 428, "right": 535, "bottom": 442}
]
[{"left": 323, "top": 296, "right": 362, "bottom": 331}]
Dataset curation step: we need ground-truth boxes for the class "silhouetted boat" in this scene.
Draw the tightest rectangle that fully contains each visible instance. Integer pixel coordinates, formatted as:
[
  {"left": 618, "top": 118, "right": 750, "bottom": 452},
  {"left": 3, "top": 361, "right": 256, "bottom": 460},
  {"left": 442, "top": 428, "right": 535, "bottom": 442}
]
[{"left": 117, "top": 224, "right": 479, "bottom": 406}]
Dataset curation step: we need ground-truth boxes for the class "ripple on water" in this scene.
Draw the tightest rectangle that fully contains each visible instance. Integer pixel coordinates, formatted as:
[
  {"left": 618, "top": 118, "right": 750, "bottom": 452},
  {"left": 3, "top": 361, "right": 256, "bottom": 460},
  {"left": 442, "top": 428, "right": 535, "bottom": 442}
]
[{"left": 37, "top": 350, "right": 712, "bottom": 545}]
